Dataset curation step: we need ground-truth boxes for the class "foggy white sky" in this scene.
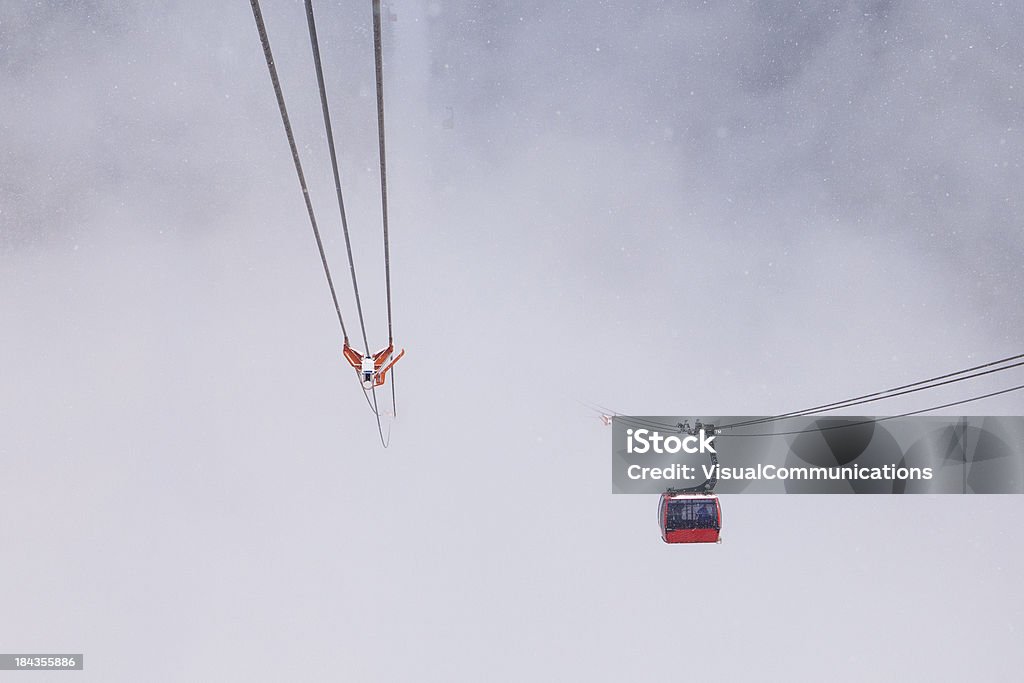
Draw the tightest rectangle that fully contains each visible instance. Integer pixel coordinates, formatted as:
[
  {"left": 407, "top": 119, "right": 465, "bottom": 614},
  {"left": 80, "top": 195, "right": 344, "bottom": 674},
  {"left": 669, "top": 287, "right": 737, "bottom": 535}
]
[{"left": 1, "top": 1, "right": 1022, "bottom": 680}]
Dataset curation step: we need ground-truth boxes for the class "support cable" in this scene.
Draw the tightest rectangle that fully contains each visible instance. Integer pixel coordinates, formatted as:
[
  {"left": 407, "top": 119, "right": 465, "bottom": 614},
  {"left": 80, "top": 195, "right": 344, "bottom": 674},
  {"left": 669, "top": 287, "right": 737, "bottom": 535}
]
[
  {"left": 371, "top": 0, "right": 394, "bottom": 345},
  {"left": 304, "top": 0, "right": 371, "bottom": 354},
  {"left": 723, "top": 383, "right": 1024, "bottom": 437},
  {"left": 372, "top": 0, "right": 399, "bottom": 418},
  {"left": 248, "top": 0, "right": 350, "bottom": 342},
  {"left": 719, "top": 353, "right": 1024, "bottom": 430}
]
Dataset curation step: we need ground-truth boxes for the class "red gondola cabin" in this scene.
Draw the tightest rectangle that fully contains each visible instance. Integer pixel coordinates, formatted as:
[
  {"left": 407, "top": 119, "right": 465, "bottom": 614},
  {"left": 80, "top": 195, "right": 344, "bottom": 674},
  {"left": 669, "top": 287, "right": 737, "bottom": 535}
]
[{"left": 658, "top": 493, "right": 722, "bottom": 544}]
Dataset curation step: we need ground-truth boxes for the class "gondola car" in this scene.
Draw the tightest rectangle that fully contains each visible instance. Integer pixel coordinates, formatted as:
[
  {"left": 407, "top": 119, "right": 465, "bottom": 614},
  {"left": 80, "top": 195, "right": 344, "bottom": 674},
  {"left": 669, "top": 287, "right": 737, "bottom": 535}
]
[{"left": 658, "top": 492, "right": 722, "bottom": 544}]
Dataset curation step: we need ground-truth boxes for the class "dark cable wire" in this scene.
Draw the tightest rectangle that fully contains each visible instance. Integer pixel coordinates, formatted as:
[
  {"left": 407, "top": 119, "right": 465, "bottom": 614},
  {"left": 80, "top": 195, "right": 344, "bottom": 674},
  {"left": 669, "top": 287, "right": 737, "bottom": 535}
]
[
  {"left": 360, "top": 383, "right": 380, "bottom": 415},
  {"left": 585, "top": 354, "right": 1024, "bottom": 433},
  {"left": 371, "top": 0, "right": 394, "bottom": 346},
  {"left": 248, "top": 0, "right": 350, "bottom": 343},
  {"left": 304, "top": 0, "right": 371, "bottom": 355},
  {"left": 371, "top": 0, "right": 398, "bottom": 419},
  {"left": 724, "top": 359, "right": 1024, "bottom": 429},
  {"left": 389, "top": 366, "right": 397, "bottom": 419},
  {"left": 722, "top": 383, "right": 1024, "bottom": 437},
  {"left": 719, "top": 353, "right": 1024, "bottom": 430},
  {"left": 370, "top": 385, "right": 391, "bottom": 448}
]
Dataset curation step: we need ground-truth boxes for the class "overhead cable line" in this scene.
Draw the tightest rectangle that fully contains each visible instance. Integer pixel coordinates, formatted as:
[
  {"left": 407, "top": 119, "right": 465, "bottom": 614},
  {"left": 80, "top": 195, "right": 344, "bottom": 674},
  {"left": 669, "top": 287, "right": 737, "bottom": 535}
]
[
  {"left": 371, "top": 0, "right": 394, "bottom": 346},
  {"left": 248, "top": 0, "right": 350, "bottom": 342},
  {"left": 371, "top": 0, "right": 399, "bottom": 418},
  {"left": 304, "top": 0, "right": 371, "bottom": 355},
  {"left": 718, "top": 352, "right": 1024, "bottom": 430},
  {"left": 370, "top": 384, "right": 391, "bottom": 448},
  {"left": 586, "top": 352, "right": 1024, "bottom": 435},
  {"left": 721, "top": 383, "right": 1024, "bottom": 437}
]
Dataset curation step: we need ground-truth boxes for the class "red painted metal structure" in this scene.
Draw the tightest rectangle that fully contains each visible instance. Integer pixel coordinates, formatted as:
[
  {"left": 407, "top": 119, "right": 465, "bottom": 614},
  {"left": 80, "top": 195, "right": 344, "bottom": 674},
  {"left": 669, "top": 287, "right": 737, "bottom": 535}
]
[{"left": 658, "top": 492, "right": 722, "bottom": 544}]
